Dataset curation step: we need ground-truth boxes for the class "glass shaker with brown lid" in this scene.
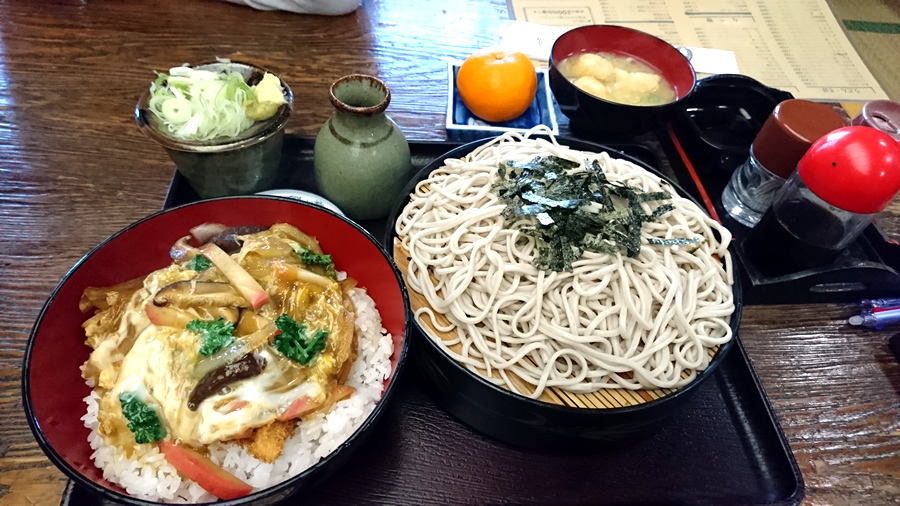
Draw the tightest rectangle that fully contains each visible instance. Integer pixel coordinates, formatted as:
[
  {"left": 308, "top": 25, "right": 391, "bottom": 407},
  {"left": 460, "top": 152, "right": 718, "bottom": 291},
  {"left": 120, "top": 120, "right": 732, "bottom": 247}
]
[{"left": 721, "top": 99, "right": 847, "bottom": 227}]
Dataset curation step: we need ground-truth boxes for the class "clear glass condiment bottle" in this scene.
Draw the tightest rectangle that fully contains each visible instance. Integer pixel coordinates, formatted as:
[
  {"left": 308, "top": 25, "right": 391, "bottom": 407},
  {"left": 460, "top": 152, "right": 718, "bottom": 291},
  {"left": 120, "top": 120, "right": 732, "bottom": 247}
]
[
  {"left": 721, "top": 99, "right": 847, "bottom": 228},
  {"left": 743, "top": 126, "right": 900, "bottom": 276}
]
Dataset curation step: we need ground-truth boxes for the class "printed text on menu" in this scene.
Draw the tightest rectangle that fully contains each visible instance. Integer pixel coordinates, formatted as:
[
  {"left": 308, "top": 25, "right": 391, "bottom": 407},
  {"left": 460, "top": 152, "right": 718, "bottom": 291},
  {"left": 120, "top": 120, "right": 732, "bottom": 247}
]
[{"left": 506, "top": 0, "right": 887, "bottom": 102}]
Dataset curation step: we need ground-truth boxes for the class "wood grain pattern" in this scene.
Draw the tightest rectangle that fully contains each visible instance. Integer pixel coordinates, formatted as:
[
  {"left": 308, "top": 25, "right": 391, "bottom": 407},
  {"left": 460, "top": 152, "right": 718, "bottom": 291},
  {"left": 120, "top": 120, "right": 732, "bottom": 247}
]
[{"left": 0, "top": 0, "right": 898, "bottom": 505}]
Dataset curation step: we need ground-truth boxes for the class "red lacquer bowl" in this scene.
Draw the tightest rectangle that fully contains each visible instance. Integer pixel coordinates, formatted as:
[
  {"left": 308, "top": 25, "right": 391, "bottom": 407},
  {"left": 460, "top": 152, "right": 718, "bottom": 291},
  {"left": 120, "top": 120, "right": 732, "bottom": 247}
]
[
  {"left": 549, "top": 24, "right": 697, "bottom": 134},
  {"left": 22, "top": 197, "right": 410, "bottom": 505}
]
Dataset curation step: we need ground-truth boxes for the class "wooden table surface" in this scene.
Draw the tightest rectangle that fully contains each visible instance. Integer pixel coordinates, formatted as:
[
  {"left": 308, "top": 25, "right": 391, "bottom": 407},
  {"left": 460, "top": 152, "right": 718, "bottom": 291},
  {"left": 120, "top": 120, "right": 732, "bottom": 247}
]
[{"left": 1, "top": 1, "right": 898, "bottom": 505}]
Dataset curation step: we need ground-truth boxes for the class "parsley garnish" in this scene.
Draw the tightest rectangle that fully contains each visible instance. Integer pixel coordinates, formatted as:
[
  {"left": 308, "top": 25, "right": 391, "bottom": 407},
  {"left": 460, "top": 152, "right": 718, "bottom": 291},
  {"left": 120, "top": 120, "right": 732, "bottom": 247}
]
[
  {"left": 186, "top": 318, "right": 235, "bottom": 356},
  {"left": 185, "top": 254, "right": 211, "bottom": 272},
  {"left": 273, "top": 314, "right": 328, "bottom": 366},
  {"left": 493, "top": 156, "right": 696, "bottom": 272},
  {"left": 119, "top": 392, "right": 167, "bottom": 444},
  {"left": 295, "top": 247, "right": 336, "bottom": 279}
]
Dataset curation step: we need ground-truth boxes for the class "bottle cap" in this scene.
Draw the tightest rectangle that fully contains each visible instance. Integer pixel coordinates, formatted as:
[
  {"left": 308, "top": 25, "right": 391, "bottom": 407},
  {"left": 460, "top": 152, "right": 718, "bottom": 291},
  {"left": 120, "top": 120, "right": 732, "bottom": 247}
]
[
  {"left": 851, "top": 100, "right": 900, "bottom": 141},
  {"left": 798, "top": 126, "right": 900, "bottom": 214},
  {"left": 752, "top": 99, "right": 848, "bottom": 179}
]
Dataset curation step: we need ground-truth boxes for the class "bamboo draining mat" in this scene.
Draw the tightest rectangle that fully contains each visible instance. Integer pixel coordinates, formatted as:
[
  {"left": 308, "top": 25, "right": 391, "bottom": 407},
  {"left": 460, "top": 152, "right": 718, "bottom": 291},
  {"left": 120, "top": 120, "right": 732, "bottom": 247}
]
[{"left": 393, "top": 239, "right": 719, "bottom": 409}]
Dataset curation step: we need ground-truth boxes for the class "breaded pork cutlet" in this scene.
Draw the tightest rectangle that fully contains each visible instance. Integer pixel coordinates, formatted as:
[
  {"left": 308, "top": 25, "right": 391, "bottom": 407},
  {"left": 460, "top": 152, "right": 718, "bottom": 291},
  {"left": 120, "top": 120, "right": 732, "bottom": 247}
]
[{"left": 243, "top": 419, "right": 298, "bottom": 463}]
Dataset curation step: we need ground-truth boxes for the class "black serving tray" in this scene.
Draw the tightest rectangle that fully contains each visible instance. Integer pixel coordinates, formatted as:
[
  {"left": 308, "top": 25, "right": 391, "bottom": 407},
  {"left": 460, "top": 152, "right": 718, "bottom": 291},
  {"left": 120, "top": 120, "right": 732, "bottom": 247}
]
[{"left": 63, "top": 135, "right": 803, "bottom": 505}]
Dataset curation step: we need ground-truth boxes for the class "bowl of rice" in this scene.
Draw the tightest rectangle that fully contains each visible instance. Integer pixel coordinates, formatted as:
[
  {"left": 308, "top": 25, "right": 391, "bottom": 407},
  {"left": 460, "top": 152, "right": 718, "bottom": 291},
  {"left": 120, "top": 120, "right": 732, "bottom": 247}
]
[
  {"left": 386, "top": 127, "right": 741, "bottom": 449},
  {"left": 23, "top": 196, "right": 409, "bottom": 504}
]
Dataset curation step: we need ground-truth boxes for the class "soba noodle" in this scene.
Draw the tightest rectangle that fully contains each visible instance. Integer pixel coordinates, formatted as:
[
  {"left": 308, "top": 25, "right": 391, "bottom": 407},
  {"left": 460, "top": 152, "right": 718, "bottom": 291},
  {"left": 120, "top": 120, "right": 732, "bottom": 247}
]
[{"left": 395, "top": 127, "right": 734, "bottom": 399}]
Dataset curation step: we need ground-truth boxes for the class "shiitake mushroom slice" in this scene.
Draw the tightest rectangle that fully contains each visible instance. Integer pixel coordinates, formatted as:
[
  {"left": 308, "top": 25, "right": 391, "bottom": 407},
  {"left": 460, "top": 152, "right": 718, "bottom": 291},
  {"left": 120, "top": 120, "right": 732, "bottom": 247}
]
[
  {"left": 187, "top": 353, "right": 267, "bottom": 410},
  {"left": 153, "top": 281, "right": 249, "bottom": 308}
]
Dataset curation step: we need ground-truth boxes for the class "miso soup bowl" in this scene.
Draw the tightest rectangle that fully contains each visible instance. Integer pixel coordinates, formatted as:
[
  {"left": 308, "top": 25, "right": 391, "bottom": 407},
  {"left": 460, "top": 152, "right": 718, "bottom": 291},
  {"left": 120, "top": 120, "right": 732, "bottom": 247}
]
[{"left": 549, "top": 25, "right": 696, "bottom": 135}]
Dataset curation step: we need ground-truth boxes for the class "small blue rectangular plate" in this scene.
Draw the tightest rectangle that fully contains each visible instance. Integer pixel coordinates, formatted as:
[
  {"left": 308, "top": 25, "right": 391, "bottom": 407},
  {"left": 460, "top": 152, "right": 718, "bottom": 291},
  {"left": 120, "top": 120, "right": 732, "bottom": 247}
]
[{"left": 445, "top": 62, "right": 559, "bottom": 141}]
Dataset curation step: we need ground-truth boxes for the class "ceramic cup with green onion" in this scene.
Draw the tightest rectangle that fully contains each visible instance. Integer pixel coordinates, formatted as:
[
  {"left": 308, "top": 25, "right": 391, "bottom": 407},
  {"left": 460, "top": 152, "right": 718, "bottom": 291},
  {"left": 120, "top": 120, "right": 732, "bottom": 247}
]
[{"left": 135, "top": 61, "right": 293, "bottom": 199}]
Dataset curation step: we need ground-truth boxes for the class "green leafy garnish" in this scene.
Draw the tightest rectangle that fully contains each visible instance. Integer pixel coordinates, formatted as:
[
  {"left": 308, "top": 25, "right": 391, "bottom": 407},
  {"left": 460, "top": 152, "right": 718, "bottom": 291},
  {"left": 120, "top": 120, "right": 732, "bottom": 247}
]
[
  {"left": 119, "top": 392, "right": 167, "bottom": 444},
  {"left": 273, "top": 314, "right": 328, "bottom": 366},
  {"left": 185, "top": 254, "right": 211, "bottom": 272},
  {"left": 295, "top": 247, "right": 337, "bottom": 279},
  {"left": 187, "top": 318, "right": 235, "bottom": 356},
  {"left": 493, "top": 155, "right": 697, "bottom": 272}
]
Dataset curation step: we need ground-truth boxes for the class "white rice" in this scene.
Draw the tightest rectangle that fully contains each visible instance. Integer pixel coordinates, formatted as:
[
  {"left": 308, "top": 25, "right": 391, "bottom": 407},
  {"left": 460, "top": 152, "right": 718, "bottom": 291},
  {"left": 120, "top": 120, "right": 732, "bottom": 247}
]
[{"left": 81, "top": 288, "right": 394, "bottom": 503}]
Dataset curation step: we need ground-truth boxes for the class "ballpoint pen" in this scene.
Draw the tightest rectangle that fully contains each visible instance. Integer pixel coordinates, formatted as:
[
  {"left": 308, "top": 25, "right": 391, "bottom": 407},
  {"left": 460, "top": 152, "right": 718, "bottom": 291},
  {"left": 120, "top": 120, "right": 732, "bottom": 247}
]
[
  {"left": 859, "top": 297, "right": 900, "bottom": 309},
  {"left": 848, "top": 307, "right": 900, "bottom": 330}
]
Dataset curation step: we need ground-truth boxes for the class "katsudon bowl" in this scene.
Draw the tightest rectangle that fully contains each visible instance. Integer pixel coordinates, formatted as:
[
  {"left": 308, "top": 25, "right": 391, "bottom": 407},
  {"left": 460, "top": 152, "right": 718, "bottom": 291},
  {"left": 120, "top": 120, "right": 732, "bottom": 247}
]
[
  {"left": 386, "top": 132, "right": 741, "bottom": 450},
  {"left": 22, "top": 197, "right": 410, "bottom": 505}
]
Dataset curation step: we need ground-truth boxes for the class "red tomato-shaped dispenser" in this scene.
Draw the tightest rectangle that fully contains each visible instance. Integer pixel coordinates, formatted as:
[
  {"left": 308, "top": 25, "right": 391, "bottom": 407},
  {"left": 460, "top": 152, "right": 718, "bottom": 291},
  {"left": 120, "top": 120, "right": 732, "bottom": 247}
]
[{"left": 744, "top": 126, "right": 900, "bottom": 275}]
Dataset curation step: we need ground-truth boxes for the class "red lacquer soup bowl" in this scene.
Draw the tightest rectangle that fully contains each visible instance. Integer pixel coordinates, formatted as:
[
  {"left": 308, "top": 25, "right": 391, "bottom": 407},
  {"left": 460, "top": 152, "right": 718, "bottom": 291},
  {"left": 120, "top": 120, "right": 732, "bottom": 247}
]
[
  {"left": 22, "top": 197, "right": 410, "bottom": 505},
  {"left": 549, "top": 24, "right": 697, "bottom": 134}
]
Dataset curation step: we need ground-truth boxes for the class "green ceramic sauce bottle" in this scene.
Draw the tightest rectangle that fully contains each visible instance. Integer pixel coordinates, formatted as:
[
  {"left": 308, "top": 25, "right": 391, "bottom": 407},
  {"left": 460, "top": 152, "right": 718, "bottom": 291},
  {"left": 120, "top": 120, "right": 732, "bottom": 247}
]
[{"left": 313, "top": 74, "right": 411, "bottom": 220}]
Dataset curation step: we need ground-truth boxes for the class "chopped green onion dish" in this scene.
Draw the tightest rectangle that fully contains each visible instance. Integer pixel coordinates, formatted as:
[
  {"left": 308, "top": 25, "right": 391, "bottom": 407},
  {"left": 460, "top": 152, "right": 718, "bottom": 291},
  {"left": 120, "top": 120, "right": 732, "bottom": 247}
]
[{"left": 147, "top": 66, "right": 285, "bottom": 141}]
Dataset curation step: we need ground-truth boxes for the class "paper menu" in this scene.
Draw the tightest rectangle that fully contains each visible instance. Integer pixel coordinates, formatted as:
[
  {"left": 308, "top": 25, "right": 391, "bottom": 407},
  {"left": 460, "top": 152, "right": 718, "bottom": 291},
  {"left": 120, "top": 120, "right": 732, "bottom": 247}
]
[{"left": 505, "top": 0, "right": 889, "bottom": 102}]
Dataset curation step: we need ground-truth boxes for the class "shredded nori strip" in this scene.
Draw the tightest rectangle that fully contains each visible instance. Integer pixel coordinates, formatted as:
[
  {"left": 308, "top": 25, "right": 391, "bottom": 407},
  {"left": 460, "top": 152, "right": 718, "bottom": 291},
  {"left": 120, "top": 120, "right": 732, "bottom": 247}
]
[
  {"left": 647, "top": 237, "right": 704, "bottom": 246},
  {"left": 492, "top": 155, "right": 695, "bottom": 272}
]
